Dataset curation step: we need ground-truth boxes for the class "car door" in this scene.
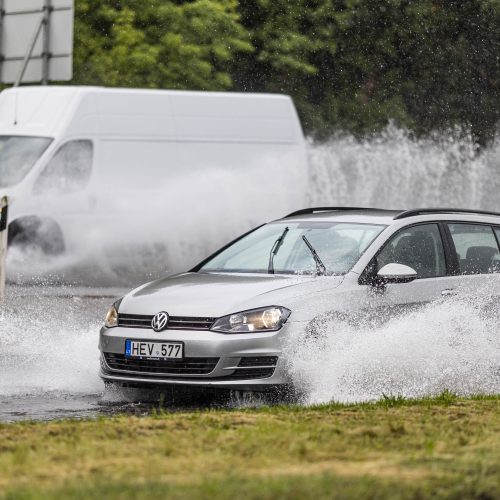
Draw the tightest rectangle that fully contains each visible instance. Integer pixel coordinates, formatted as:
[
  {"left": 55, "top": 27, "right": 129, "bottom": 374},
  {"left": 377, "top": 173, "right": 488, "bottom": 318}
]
[{"left": 350, "top": 222, "right": 459, "bottom": 325}]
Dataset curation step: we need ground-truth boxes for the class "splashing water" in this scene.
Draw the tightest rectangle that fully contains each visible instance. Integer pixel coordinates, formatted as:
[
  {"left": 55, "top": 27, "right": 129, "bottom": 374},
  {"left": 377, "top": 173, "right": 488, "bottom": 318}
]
[
  {"left": 1, "top": 127, "right": 500, "bottom": 411},
  {"left": 308, "top": 126, "right": 500, "bottom": 210},
  {"left": 284, "top": 292, "right": 500, "bottom": 404},
  {"left": 7, "top": 126, "right": 500, "bottom": 285},
  {"left": 287, "top": 128, "right": 500, "bottom": 403},
  {"left": 0, "top": 288, "right": 111, "bottom": 397}
]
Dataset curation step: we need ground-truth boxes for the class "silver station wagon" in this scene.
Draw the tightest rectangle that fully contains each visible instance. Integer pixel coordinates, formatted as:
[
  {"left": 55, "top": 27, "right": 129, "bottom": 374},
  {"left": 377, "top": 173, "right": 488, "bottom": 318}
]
[{"left": 99, "top": 207, "right": 500, "bottom": 393}]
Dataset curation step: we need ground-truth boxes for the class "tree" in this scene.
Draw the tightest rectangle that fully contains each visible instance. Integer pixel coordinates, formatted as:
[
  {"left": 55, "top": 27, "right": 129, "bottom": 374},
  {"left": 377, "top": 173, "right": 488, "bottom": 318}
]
[
  {"left": 233, "top": 0, "right": 339, "bottom": 132},
  {"left": 73, "top": 0, "right": 252, "bottom": 90},
  {"left": 70, "top": 0, "right": 500, "bottom": 141},
  {"left": 235, "top": 0, "right": 500, "bottom": 141},
  {"left": 233, "top": 0, "right": 414, "bottom": 136},
  {"left": 399, "top": 0, "right": 500, "bottom": 143}
]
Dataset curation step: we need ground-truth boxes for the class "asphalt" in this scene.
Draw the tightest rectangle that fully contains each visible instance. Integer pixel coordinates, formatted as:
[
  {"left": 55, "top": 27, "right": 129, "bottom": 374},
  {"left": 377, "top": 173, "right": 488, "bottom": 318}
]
[{"left": 0, "top": 285, "right": 155, "bottom": 422}]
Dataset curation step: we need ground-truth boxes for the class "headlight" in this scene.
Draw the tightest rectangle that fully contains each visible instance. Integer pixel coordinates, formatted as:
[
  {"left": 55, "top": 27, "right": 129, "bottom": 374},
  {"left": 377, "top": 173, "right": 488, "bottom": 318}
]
[
  {"left": 104, "top": 299, "right": 122, "bottom": 328},
  {"left": 211, "top": 306, "right": 291, "bottom": 333}
]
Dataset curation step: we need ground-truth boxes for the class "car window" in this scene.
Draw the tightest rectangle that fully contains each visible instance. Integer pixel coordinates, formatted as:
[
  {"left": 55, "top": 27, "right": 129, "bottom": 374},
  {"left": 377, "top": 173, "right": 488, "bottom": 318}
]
[
  {"left": 448, "top": 223, "right": 500, "bottom": 274},
  {"left": 374, "top": 224, "right": 446, "bottom": 279},
  {"left": 33, "top": 140, "right": 93, "bottom": 195}
]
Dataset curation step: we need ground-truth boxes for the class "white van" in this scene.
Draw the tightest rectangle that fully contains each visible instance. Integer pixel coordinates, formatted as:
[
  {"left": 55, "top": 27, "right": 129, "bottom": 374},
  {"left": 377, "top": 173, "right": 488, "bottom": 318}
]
[{"left": 0, "top": 86, "right": 308, "bottom": 279}]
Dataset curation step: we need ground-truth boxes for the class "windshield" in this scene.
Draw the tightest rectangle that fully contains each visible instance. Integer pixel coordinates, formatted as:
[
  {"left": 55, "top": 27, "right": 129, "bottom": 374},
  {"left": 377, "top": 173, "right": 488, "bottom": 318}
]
[
  {"left": 0, "top": 136, "right": 52, "bottom": 188},
  {"left": 199, "top": 221, "right": 386, "bottom": 275}
]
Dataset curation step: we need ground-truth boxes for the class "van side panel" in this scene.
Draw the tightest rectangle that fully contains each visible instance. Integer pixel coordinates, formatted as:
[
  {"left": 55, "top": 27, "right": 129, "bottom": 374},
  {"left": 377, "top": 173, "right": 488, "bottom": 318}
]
[
  {"left": 93, "top": 92, "right": 176, "bottom": 138},
  {"left": 63, "top": 93, "right": 99, "bottom": 138},
  {"left": 171, "top": 93, "right": 300, "bottom": 143},
  {"left": 95, "top": 139, "right": 180, "bottom": 188}
]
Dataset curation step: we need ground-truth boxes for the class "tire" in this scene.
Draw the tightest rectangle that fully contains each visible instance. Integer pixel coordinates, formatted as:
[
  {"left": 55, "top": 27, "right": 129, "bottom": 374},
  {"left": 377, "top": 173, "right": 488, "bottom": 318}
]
[
  {"left": 103, "top": 381, "right": 146, "bottom": 402},
  {"left": 8, "top": 216, "right": 65, "bottom": 255},
  {"left": 229, "top": 385, "right": 301, "bottom": 406},
  {"left": 103, "top": 381, "right": 123, "bottom": 391}
]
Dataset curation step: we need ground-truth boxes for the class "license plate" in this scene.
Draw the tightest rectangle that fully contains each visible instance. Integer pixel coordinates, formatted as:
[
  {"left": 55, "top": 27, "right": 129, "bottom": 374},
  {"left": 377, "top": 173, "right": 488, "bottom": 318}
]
[{"left": 125, "top": 340, "right": 183, "bottom": 359}]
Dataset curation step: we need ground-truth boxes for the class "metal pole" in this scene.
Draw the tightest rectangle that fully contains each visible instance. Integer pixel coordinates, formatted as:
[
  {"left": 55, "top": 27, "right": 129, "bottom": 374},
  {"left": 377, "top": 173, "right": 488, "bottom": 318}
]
[
  {"left": 0, "top": 0, "right": 5, "bottom": 83},
  {"left": 41, "top": 0, "right": 51, "bottom": 85},
  {"left": 14, "top": 14, "right": 44, "bottom": 87},
  {"left": 0, "top": 196, "right": 8, "bottom": 303}
]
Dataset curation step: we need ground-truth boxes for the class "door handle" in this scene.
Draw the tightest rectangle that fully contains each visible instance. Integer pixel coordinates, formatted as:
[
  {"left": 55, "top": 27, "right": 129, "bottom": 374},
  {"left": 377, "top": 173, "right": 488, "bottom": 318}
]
[{"left": 441, "top": 289, "right": 457, "bottom": 297}]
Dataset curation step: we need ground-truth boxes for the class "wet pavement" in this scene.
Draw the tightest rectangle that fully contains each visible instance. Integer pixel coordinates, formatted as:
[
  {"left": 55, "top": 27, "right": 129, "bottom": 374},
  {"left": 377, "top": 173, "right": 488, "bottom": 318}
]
[
  {"left": 0, "top": 285, "right": 258, "bottom": 422},
  {"left": 0, "top": 285, "right": 138, "bottom": 422}
]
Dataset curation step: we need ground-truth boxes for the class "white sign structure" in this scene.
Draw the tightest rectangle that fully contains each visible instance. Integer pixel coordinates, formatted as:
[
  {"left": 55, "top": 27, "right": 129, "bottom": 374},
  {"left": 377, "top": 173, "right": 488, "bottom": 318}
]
[{"left": 0, "top": 0, "right": 74, "bottom": 85}]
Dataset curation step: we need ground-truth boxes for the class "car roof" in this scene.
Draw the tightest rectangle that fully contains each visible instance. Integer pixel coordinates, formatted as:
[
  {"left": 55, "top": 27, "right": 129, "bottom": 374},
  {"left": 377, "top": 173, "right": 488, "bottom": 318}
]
[{"left": 278, "top": 207, "right": 500, "bottom": 225}]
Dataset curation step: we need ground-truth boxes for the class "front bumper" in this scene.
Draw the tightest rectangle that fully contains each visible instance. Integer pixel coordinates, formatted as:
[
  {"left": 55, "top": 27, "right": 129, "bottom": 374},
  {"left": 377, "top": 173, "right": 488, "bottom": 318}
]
[{"left": 99, "top": 322, "right": 295, "bottom": 391}]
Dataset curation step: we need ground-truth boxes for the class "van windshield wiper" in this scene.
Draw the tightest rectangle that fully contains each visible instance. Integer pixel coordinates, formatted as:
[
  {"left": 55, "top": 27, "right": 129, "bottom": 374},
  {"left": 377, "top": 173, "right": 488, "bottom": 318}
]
[
  {"left": 302, "top": 235, "right": 327, "bottom": 275},
  {"left": 268, "top": 227, "right": 289, "bottom": 274}
]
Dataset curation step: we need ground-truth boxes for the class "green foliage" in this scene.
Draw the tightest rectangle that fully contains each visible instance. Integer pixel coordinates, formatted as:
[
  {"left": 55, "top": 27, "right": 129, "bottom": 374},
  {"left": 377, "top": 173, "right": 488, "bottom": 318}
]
[
  {"left": 235, "top": 0, "right": 500, "bottom": 141},
  {"left": 233, "top": 0, "right": 341, "bottom": 132},
  {"left": 399, "top": 0, "right": 500, "bottom": 143},
  {"left": 71, "top": 1, "right": 500, "bottom": 141},
  {"left": 73, "top": 0, "right": 252, "bottom": 90}
]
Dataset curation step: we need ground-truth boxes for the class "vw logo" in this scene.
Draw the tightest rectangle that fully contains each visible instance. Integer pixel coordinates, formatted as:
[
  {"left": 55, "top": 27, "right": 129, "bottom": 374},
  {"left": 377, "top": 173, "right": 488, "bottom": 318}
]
[{"left": 151, "top": 311, "right": 169, "bottom": 332}]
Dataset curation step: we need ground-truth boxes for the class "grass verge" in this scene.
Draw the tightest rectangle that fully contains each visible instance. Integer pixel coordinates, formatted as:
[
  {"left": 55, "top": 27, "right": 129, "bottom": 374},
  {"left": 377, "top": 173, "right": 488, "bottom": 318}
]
[{"left": 1, "top": 394, "right": 499, "bottom": 499}]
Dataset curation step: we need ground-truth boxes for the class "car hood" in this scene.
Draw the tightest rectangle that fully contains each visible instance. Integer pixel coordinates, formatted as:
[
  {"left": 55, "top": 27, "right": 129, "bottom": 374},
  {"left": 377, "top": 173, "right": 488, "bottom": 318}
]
[{"left": 120, "top": 272, "right": 344, "bottom": 318}]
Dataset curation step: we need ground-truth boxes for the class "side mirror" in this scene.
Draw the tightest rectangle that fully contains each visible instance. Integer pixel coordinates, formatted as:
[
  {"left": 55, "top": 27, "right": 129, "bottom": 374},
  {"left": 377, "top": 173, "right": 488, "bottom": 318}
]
[{"left": 376, "top": 263, "right": 417, "bottom": 284}]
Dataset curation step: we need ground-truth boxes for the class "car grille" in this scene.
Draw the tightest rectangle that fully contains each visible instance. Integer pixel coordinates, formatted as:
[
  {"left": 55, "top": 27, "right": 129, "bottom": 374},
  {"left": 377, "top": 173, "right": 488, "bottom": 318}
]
[
  {"left": 118, "top": 313, "right": 216, "bottom": 330},
  {"left": 104, "top": 353, "right": 219, "bottom": 375},
  {"left": 229, "top": 356, "right": 278, "bottom": 379}
]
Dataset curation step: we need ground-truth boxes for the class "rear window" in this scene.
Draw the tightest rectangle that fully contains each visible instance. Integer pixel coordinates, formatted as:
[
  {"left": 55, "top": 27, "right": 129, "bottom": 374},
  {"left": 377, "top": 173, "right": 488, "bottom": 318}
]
[{"left": 448, "top": 223, "right": 500, "bottom": 274}]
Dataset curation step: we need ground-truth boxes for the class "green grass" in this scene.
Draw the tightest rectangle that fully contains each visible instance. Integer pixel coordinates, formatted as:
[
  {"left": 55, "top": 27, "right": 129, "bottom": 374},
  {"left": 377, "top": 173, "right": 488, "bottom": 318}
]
[{"left": 1, "top": 394, "right": 499, "bottom": 499}]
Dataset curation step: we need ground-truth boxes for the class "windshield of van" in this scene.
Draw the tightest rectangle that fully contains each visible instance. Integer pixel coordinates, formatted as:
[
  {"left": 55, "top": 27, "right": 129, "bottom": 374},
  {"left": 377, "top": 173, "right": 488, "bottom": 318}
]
[
  {"left": 0, "top": 136, "right": 52, "bottom": 188},
  {"left": 198, "top": 221, "right": 386, "bottom": 275}
]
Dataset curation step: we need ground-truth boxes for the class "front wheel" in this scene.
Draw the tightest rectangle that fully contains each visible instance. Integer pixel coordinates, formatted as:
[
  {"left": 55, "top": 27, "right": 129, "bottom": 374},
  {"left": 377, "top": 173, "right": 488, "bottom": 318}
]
[
  {"left": 8, "top": 216, "right": 65, "bottom": 255},
  {"left": 102, "top": 381, "right": 152, "bottom": 402}
]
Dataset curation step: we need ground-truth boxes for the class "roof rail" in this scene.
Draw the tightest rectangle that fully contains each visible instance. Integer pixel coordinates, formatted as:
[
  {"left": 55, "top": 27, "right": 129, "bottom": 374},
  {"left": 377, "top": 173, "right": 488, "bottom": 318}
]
[
  {"left": 285, "top": 207, "right": 373, "bottom": 218},
  {"left": 394, "top": 208, "right": 500, "bottom": 220}
]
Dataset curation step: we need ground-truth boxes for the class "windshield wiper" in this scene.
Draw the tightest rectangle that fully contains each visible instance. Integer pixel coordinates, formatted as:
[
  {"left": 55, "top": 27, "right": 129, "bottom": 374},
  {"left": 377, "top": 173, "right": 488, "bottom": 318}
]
[
  {"left": 302, "top": 235, "right": 327, "bottom": 275},
  {"left": 268, "top": 227, "right": 289, "bottom": 274}
]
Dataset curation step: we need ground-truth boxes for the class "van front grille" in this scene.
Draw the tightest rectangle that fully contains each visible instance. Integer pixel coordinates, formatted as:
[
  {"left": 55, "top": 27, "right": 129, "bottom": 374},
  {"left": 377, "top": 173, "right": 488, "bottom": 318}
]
[{"left": 118, "top": 313, "right": 215, "bottom": 331}]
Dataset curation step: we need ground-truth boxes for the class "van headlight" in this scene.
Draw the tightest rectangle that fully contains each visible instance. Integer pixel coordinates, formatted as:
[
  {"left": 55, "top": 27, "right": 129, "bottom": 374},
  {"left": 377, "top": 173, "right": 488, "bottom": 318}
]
[
  {"left": 211, "top": 306, "right": 291, "bottom": 333},
  {"left": 104, "top": 299, "right": 122, "bottom": 328}
]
